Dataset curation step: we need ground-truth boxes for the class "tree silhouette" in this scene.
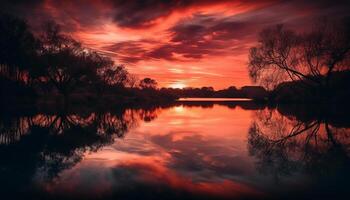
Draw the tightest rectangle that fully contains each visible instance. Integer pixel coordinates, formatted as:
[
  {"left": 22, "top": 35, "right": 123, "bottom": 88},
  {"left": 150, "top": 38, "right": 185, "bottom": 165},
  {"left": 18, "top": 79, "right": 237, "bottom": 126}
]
[
  {"left": 0, "top": 14, "right": 39, "bottom": 84},
  {"left": 139, "top": 77, "right": 157, "bottom": 89},
  {"left": 0, "top": 14, "right": 177, "bottom": 107},
  {"left": 100, "top": 64, "right": 129, "bottom": 87},
  {"left": 248, "top": 18, "right": 350, "bottom": 90},
  {"left": 125, "top": 73, "right": 139, "bottom": 88},
  {"left": 37, "top": 21, "right": 113, "bottom": 104}
]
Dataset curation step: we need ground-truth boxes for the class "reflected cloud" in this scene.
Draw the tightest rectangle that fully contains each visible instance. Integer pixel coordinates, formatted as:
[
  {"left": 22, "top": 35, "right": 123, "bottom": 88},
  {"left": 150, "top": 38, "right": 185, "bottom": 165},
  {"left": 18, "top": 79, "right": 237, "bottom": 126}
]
[
  {"left": 1, "top": 103, "right": 350, "bottom": 199},
  {"left": 0, "top": 107, "right": 160, "bottom": 197},
  {"left": 150, "top": 132, "right": 254, "bottom": 179}
]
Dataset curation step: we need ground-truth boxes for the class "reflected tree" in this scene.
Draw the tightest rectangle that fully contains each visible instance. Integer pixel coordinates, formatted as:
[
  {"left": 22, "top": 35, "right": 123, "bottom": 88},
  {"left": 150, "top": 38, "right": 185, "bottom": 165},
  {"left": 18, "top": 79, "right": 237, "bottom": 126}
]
[
  {"left": 248, "top": 109, "right": 350, "bottom": 181},
  {"left": 0, "top": 107, "right": 161, "bottom": 195}
]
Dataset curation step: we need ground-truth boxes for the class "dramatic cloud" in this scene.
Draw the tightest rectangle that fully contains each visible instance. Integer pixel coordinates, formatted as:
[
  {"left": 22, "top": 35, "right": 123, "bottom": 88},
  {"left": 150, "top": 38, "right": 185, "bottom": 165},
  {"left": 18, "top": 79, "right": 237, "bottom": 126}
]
[
  {"left": 107, "top": 0, "right": 265, "bottom": 28},
  {"left": 102, "top": 14, "right": 257, "bottom": 63},
  {"left": 1, "top": 0, "right": 349, "bottom": 88}
]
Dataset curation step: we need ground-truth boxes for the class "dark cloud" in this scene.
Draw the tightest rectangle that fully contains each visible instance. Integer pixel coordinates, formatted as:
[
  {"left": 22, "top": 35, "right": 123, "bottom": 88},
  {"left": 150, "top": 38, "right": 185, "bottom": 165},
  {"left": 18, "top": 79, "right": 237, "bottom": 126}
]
[
  {"left": 105, "top": 14, "right": 255, "bottom": 63},
  {"left": 3, "top": 0, "right": 349, "bottom": 65},
  {"left": 3, "top": 0, "right": 349, "bottom": 31},
  {"left": 0, "top": 0, "right": 111, "bottom": 33},
  {"left": 171, "top": 24, "right": 206, "bottom": 43},
  {"left": 0, "top": 0, "right": 44, "bottom": 17},
  {"left": 109, "top": 0, "right": 185, "bottom": 28},
  {"left": 104, "top": 40, "right": 151, "bottom": 63},
  {"left": 116, "top": 0, "right": 350, "bottom": 29},
  {"left": 101, "top": 0, "right": 350, "bottom": 64},
  {"left": 107, "top": 0, "right": 238, "bottom": 28},
  {"left": 102, "top": 13, "right": 257, "bottom": 63},
  {"left": 0, "top": 0, "right": 44, "bottom": 7}
]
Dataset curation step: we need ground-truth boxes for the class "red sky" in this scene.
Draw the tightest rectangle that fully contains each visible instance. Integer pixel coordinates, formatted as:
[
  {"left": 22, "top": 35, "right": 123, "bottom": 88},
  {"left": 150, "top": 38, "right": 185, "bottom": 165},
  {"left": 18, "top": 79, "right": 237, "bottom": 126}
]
[{"left": 2, "top": 0, "right": 349, "bottom": 89}]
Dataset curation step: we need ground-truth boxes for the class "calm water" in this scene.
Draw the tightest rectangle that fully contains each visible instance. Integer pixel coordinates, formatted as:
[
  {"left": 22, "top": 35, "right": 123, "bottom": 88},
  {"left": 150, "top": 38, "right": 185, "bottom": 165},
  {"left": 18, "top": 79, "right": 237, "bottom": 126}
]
[
  {"left": 1, "top": 102, "right": 349, "bottom": 200},
  {"left": 178, "top": 98, "right": 252, "bottom": 101}
]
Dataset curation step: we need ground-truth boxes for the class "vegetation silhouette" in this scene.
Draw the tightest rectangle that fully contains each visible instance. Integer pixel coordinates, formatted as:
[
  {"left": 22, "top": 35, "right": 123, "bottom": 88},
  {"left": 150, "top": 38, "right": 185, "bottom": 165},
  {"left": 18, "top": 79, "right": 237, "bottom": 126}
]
[
  {"left": 2, "top": 14, "right": 350, "bottom": 108},
  {"left": 0, "top": 14, "right": 176, "bottom": 108},
  {"left": 0, "top": 4, "right": 349, "bottom": 200},
  {"left": 0, "top": 107, "right": 160, "bottom": 198},
  {"left": 0, "top": 100, "right": 349, "bottom": 199},
  {"left": 160, "top": 86, "right": 268, "bottom": 100},
  {"left": 248, "top": 108, "right": 350, "bottom": 199},
  {"left": 0, "top": 13, "right": 270, "bottom": 108},
  {"left": 139, "top": 77, "right": 158, "bottom": 89},
  {"left": 248, "top": 18, "right": 350, "bottom": 102},
  {"left": 0, "top": 14, "right": 39, "bottom": 83},
  {"left": 170, "top": 100, "right": 266, "bottom": 110}
]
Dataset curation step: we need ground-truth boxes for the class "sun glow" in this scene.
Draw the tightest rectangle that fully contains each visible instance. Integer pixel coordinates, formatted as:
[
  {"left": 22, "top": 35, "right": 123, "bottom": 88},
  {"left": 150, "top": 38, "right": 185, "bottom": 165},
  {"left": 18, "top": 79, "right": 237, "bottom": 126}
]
[
  {"left": 173, "top": 106, "right": 185, "bottom": 113},
  {"left": 169, "top": 82, "right": 187, "bottom": 89}
]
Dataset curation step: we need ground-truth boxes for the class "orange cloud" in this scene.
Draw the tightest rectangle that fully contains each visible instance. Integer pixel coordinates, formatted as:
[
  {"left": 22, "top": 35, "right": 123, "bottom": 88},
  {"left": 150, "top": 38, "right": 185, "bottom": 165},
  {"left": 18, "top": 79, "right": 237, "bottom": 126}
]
[{"left": 2, "top": 0, "right": 349, "bottom": 89}]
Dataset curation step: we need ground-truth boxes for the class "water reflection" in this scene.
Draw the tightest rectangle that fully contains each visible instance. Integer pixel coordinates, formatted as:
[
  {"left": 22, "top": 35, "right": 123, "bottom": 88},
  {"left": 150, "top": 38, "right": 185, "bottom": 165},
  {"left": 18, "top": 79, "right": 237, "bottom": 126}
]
[
  {"left": 248, "top": 107, "right": 350, "bottom": 199},
  {"left": 0, "top": 108, "right": 158, "bottom": 197},
  {"left": 0, "top": 102, "right": 349, "bottom": 199}
]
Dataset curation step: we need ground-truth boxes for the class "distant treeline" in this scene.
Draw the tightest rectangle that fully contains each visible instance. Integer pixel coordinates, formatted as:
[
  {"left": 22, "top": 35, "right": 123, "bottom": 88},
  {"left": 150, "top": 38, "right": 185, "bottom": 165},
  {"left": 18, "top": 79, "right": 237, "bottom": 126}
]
[
  {"left": 159, "top": 86, "right": 268, "bottom": 100},
  {"left": 270, "top": 70, "right": 350, "bottom": 103},
  {"left": 161, "top": 67, "right": 350, "bottom": 102}
]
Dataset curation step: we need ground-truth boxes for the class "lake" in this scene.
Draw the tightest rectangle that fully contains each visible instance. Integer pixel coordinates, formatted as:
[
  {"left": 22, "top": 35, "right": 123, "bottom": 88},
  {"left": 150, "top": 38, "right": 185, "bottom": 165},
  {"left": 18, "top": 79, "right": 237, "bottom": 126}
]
[
  {"left": 0, "top": 101, "right": 349, "bottom": 200},
  {"left": 178, "top": 97, "right": 253, "bottom": 101}
]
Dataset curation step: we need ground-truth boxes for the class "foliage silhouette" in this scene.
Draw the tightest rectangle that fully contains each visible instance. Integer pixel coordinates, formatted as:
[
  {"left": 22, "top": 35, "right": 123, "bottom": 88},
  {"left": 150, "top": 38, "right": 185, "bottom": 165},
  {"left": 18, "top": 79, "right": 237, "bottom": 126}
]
[
  {"left": 248, "top": 18, "right": 350, "bottom": 96},
  {"left": 0, "top": 14, "right": 176, "bottom": 107},
  {"left": 248, "top": 108, "right": 350, "bottom": 198},
  {"left": 0, "top": 14, "right": 39, "bottom": 83},
  {"left": 0, "top": 107, "right": 160, "bottom": 198},
  {"left": 139, "top": 77, "right": 158, "bottom": 89}
]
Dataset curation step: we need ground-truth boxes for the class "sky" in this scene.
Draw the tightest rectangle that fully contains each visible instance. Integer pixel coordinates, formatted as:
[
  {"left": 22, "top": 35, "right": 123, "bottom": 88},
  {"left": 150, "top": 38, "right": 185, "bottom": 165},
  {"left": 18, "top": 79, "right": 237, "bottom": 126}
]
[{"left": 1, "top": 0, "right": 349, "bottom": 89}]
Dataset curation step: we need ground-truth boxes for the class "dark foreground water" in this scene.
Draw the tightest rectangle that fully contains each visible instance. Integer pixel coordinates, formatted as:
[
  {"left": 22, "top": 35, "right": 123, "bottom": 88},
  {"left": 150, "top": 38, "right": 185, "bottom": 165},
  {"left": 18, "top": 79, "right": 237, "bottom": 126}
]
[{"left": 0, "top": 101, "right": 349, "bottom": 200}]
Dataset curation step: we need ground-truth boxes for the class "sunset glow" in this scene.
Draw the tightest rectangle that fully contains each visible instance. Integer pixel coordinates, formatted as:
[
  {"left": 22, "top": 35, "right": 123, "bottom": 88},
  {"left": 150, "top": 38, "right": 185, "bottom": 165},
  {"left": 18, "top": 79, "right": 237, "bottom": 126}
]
[
  {"left": 1, "top": 1, "right": 350, "bottom": 199},
  {"left": 2, "top": 0, "right": 348, "bottom": 89},
  {"left": 169, "top": 82, "right": 187, "bottom": 89}
]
